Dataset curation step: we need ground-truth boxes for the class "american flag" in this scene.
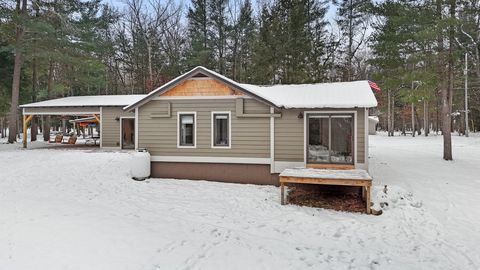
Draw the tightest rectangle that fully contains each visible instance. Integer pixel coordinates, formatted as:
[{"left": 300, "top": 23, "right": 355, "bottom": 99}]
[{"left": 368, "top": 80, "right": 381, "bottom": 93}]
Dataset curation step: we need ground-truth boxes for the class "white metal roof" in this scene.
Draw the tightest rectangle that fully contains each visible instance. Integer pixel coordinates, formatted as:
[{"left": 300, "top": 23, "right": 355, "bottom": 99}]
[
  {"left": 20, "top": 95, "right": 146, "bottom": 108},
  {"left": 240, "top": 81, "right": 378, "bottom": 109},
  {"left": 21, "top": 67, "right": 378, "bottom": 110},
  {"left": 196, "top": 66, "right": 378, "bottom": 108}
]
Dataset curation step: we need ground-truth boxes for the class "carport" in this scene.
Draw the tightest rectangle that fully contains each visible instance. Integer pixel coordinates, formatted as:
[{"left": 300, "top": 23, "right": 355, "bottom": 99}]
[{"left": 19, "top": 95, "right": 145, "bottom": 149}]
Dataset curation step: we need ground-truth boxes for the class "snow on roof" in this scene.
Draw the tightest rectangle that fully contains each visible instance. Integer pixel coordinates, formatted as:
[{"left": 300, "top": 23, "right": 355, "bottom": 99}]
[
  {"left": 21, "top": 67, "right": 378, "bottom": 110},
  {"left": 198, "top": 67, "right": 376, "bottom": 108},
  {"left": 20, "top": 95, "right": 147, "bottom": 108},
  {"left": 239, "top": 81, "right": 378, "bottom": 109},
  {"left": 181, "top": 67, "right": 377, "bottom": 108}
]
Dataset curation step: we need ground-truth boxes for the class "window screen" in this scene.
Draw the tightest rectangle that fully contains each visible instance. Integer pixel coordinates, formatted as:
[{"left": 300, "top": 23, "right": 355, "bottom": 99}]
[
  {"left": 179, "top": 114, "right": 195, "bottom": 146},
  {"left": 213, "top": 113, "right": 229, "bottom": 147}
]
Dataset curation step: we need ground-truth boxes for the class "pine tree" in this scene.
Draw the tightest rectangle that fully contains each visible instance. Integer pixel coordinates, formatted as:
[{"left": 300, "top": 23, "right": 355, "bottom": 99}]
[
  {"left": 7, "top": 0, "right": 28, "bottom": 143},
  {"left": 251, "top": 5, "right": 280, "bottom": 84},
  {"left": 229, "top": 0, "right": 256, "bottom": 82},
  {"left": 334, "top": 0, "right": 372, "bottom": 81},
  {"left": 252, "top": 0, "right": 328, "bottom": 84},
  {"left": 209, "top": 0, "right": 228, "bottom": 73},
  {"left": 187, "top": 0, "right": 213, "bottom": 69}
]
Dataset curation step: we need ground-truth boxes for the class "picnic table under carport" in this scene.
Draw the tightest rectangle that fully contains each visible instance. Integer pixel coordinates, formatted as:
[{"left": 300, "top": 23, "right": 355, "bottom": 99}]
[{"left": 19, "top": 95, "right": 145, "bottom": 149}]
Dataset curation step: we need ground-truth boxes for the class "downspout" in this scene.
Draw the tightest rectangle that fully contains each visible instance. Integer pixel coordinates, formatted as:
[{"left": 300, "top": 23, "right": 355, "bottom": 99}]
[{"left": 270, "top": 107, "right": 275, "bottom": 173}]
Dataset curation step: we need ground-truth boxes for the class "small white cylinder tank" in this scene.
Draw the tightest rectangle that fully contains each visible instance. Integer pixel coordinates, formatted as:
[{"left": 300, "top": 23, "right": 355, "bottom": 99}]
[{"left": 131, "top": 148, "right": 151, "bottom": 181}]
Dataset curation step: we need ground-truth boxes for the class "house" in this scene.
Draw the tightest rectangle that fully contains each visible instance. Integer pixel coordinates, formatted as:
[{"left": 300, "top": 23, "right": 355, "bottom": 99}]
[{"left": 20, "top": 66, "right": 378, "bottom": 185}]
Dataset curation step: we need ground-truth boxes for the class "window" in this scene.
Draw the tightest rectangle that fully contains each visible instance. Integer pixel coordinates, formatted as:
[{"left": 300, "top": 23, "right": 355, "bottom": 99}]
[
  {"left": 212, "top": 112, "right": 231, "bottom": 148},
  {"left": 178, "top": 112, "right": 196, "bottom": 147},
  {"left": 307, "top": 113, "right": 354, "bottom": 164}
]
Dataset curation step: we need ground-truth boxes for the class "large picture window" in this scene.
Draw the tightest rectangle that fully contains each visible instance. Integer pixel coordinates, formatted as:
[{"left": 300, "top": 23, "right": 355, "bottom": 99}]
[
  {"left": 307, "top": 113, "right": 354, "bottom": 164},
  {"left": 178, "top": 112, "right": 196, "bottom": 147},
  {"left": 212, "top": 112, "right": 231, "bottom": 148}
]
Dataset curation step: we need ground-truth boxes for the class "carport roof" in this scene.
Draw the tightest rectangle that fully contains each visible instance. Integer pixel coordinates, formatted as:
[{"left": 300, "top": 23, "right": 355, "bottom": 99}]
[{"left": 20, "top": 95, "right": 146, "bottom": 108}]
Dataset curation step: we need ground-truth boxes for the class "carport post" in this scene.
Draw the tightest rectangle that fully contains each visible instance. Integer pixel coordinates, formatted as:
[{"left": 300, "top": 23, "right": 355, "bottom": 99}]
[{"left": 22, "top": 114, "right": 34, "bottom": 148}]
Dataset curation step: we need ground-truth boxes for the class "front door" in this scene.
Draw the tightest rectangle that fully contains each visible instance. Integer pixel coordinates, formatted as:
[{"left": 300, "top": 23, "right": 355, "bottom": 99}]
[
  {"left": 121, "top": 118, "right": 135, "bottom": 149},
  {"left": 307, "top": 113, "right": 354, "bottom": 164}
]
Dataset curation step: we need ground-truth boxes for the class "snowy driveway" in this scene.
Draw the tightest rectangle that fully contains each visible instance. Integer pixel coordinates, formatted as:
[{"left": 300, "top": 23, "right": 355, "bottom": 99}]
[{"left": 0, "top": 134, "right": 479, "bottom": 269}]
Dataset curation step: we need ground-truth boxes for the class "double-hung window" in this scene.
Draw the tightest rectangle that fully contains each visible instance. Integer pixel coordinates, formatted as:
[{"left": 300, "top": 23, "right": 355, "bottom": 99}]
[
  {"left": 178, "top": 112, "right": 196, "bottom": 148},
  {"left": 212, "top": 111, "right": 231, "bottom": 148}
]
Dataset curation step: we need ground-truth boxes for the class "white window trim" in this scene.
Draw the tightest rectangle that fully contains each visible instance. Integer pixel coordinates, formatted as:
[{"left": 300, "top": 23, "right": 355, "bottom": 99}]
[
  {"left": 177, "top": 111, "right": 197, "bottom": 148},
  {"left": 99, "top": 107, "right": 103, "bottom": 148},
  {"left": 211, "top": 111, "right": 232, "bottom": 149},
  {"left": 135, "top": 107, "right": 139, "bottom": 150},
  {"left": 151, "top": 156, "right": 270, "bottom": 164},
  {"left": 270, "top": 107, "right": 275, "bottom": 173}
]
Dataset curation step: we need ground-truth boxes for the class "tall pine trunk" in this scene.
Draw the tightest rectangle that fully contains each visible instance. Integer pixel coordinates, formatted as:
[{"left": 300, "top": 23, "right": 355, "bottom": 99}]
[
  {"left": 7, "top": 0, "right": 27, "bottom": 143},
  {"left": 30, "top": 42, "right": 38, "bottom": 142},
  {"left": 437, "top": 0, "right": 452, "bottom": 160},
  {"left": 43, "top": 61, "right": 54, "bottom": 142}
]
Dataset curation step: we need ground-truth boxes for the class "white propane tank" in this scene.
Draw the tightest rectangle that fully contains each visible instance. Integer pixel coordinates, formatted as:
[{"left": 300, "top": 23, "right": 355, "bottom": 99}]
[{"left": 131, "top": 148, "right": 151, "bottom": 181}]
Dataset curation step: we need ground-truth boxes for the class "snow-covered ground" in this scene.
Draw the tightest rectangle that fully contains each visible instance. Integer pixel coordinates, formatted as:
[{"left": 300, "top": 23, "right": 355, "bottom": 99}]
[{"left": 0, "top": 134, "right": 479, "bottom": 269}]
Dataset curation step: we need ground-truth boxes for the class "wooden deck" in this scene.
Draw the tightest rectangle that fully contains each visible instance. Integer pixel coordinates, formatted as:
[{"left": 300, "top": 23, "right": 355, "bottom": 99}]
[{"left": 279, "top": 168, "right": 373, "bottom": 214}]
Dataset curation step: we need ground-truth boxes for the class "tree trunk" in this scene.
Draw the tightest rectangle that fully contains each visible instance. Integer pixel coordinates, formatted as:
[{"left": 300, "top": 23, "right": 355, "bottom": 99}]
[
  {"left": 7, "top": 0, "right": 27, "bottom": 143},
  {"left": 43, "top": 61, "right": 54, "bottom": 141},
  {"left": 0, "top": 118, "right": 4, "bottom": 138},
  {"left": 414, "top": 106, "right": 421, "bottom": 135},
  {"left": 387, "top": 89, "right": 391, "bottom": 136},
  {"left": 411, "top": 103, "right": 415, "bottom": 137},
  {"left": 438, "top": 0, "right": 452, "bottom": 160},
  {"left": 30, "top": 49, "right": 38, "bottom": 141},
  {"left": 424, "top": 99, "right": 429, "bottom": 136}
]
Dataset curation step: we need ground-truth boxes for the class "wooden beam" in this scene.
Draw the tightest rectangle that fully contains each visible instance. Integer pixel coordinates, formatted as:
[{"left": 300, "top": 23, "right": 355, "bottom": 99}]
[
  {"left": 92, "top": 114, "right": 100, "bottom": 123},
  {"left": 366, "top": 186, "right": 371, "bottom": 214},
  {"left": 280, "top": 182, "right": 285, "bottom": 205},
  {"left": 22, "top": 114, "right": 33, "bottom": 148}
]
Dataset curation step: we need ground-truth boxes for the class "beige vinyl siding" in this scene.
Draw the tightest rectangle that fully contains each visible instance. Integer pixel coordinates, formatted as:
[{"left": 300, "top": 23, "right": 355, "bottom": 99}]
[
  {"left": 102, "top": 106, "right": 134, "bottom": 147},
  {"left": 274, "top": 108, "right": 366, "bottom": 164},
  {"left": 23, "top": 106, "right": 100, "bottom": 115},
  {"left": 138, "top": 99, "right": 270, "bottom": 157},
  {"left": 243, "top": 98, "right": 271, "bottom": 114},
  {"left": 356, "top": 108, "right": 365, "bottom": 163},
  {"left": 274, "top": 109, "right": 304, "bottom": 162}
]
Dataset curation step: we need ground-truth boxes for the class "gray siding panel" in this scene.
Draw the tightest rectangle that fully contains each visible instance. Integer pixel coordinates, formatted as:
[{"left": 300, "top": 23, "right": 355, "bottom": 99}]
[
  {"left": 138, "top": 99, "right": 271, "bottom": 157},
  {"left": 102, "top": 107, "right": 134, "bottom": 147},
  {"left": 274, "top": 108, "right": 366, "bottom": 164}
]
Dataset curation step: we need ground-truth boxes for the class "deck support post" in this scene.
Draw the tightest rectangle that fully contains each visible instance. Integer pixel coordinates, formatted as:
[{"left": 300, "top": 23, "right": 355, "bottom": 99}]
[
  {"left": 22, "top": 114, "right": 34, "bottom": 148},
  {"left": 365, "top": 186, "right": 371, "bottom": 214},
  {"left": 280, "top": 182, "right": 285, "bottom": 205}
]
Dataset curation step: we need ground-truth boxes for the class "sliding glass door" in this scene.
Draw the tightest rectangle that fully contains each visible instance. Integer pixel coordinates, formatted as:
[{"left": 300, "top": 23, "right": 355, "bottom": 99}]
[{"left": 307, "top": 114, "right": 354, "bottom": 164}]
